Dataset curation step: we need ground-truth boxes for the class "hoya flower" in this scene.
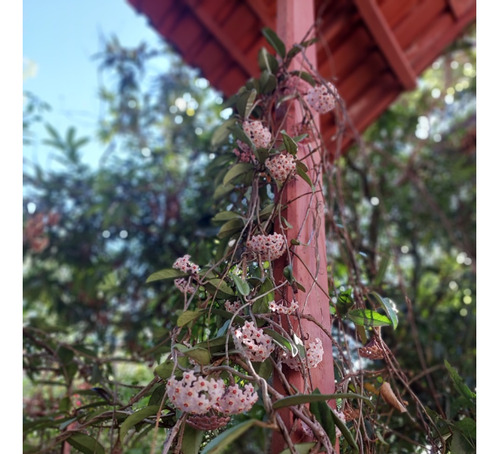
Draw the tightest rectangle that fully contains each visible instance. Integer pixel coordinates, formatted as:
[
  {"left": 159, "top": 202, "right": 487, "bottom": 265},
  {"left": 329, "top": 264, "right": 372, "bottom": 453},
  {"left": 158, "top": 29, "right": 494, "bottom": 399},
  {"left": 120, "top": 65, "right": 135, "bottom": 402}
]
[
  {"left": 306, "top": 82, "right": 337, "bottom": 114},
  {"left": 224, "top": 300, "right": 243, "bottom": 313},
  {"left": 233, "top": 139, "right": 256, "bottom": 163},
  {"left": 265, "top": 153, "right": 296, "bottom": 184},
  {"left": 281, "top": 337, "right": 324, "bottom": 370},
  {"left": 246, "top": 232, "right": 286, "bottom": 261},
  {"left": 214, "top": 383, "right": 258, "bottom": 415},
  {"left": 243, "top": 120, "right": 272, "bottom": 149},
  {"left": 232, "top": 320, "right": 275, "bottom": 362},
  {"left": 174, "top": 278, "right": 196, "bottom": 294},
  {"left": 173, "top": 255, "right": 200, "bottom": 274},
  {"left": 269, "top": 299, "right": 299, "bottom": 315},
  {"left": 166, "top": 371, "right": 225, "bottom": 415}
]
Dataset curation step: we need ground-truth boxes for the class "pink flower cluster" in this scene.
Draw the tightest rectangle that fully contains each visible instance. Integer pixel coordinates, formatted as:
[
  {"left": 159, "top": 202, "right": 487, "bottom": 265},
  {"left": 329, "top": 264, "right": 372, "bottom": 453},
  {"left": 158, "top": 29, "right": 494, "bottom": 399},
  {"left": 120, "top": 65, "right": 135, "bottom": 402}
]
[
  {"left": 306, "top": 82, "right": 337, "bottom": 114},
  {"left": 281, "top": 337, "right": 324, "bottom": 370},
  {"left": 214, "top": 383, "right": 258, "bottom": 415},
  {"left": 243, "top": 120, "right": 272, "bottom": 149},
  {"left": 265, "top": 153, "right": 296, "bottom": 184},
  {"left": 246, "top": 232, "right": 286, "bottom": 261},
  {"left": 167, "top": 371, "right": 224, "bottom": 415},
  {"left": 166, "top": 371, "right": 258, "bottom": 416},
  {"left": 173, "top": 255, "right": 200, "bottom": 274},
  {"left": 224, "top": 300, "right": 243, "bottom": 313},
  {"left": 269, "top": 299, "right": 299, "bottom": 315},
  {"left": 233, "top": 139, "right": 256, "bottom": 163},
  {"left": 232, "top": 320, "right": 275, "bottom": 362}
]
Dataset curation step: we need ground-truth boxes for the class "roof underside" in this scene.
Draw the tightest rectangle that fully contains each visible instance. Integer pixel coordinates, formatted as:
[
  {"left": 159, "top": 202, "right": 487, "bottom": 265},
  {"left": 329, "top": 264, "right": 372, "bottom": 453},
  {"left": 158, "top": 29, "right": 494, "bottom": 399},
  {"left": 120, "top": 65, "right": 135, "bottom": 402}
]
[{"left": 127, "top": 0, "right": 475, "bottom": 154}]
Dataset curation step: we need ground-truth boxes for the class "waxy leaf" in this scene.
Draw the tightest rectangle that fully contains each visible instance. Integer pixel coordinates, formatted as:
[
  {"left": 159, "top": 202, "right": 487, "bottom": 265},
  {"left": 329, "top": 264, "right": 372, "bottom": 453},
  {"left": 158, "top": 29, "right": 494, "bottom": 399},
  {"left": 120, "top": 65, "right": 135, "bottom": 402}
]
[
  {"left": 272, "top": 392, "right": 374, "bottom": 410},
  {"left": 262, "top": 28, "right": 286, "bottom": 58},
  {"left": 258, "top": 47, "right": 279, "bottom": 74},
  {"left": 231, "top": 274, "right": 250, "bottom": 296},
  {"left": 264, "top": 329, "right": 298, "bottom": 357},
  {"left": 206, "top": 279, "right": 235, "bottom": 297},
  {"left": 177, "top": 309, "right": 205, "bottom": 327},
  {"left": 120, "top": 405, "right": 160, "bottom": 441},
  {"left": 146, "top": 268, "right": 187, "bottom": 283},
  {"left": 66, "top": 433, "right": 105, "bottom": 454},
  {"left": 184, "top": 347, "right": 211, "bottom": 365},
  {"left": 347, "top": 309, "right": 392, "bottom": 328},
  {"left": 201, "top": 419, "right": 259, "bottom": 454},
  {"left": 223, "top": 162, "right": 254, "bottom": 186},
  {"left": 212, "top": 211, "right": 243, "bottom": 223},
  {"left": 182, "top": 425, "right": 204, "bottom": 454},
  {"left": 281, "top": 130, "right": 298, "bottom": 155},
  {"left": 217, "top": 218, "right": 244, "bottom": 239},
  {"left": 368, "top": 292, "right": 399, "bottom": 329},
  {"left": 445, "top": 360, "right": 476, "bottom": 404},
  {"left": 236, "top": 88, "right": 257, "bottom": 118},
  {"left": 211, "top": 118, "right": 236, "bottom": 147},
  {"left": 279, "top": 443, "right": 316, "bottom": 454}
]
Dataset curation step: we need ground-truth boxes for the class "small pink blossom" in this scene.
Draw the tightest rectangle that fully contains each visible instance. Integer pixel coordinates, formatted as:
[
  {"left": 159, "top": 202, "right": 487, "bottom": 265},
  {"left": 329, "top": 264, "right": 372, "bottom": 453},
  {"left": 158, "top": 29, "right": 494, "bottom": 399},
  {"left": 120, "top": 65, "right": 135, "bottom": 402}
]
[
  {"left": 214, "top": 383, "right": 258, "bottom": 415},
  {"left": 265, "top": 153, "right": 296, "bottom": 184},
  {"left": 224, "top": 300, "right": 243, "bottom": 313},
  {"left": 246, "top": 232, "right": 286, "bottom": 261},
  {"left": 174, "top": 278, "right": 196, "bottom": 294},
  {"left": 233, "top": 139, "right": 256, "bottom": 163},
  {"left": 269, "top": 299, "right": 299, "bottom": 315},
  {"left": 166, "top": 371, "right": 225, "bottom": 415},
  {"left": 281, "top": 337, "right": 324, "bottom": 370},
  {"left": 243, "top": 120, "right": 272, "bottom": 149},
  {"left": 173, "top": 255, "right": 200, "bottom": 274},
  {"left": 232, "top": 320, "right": 275, "bottom": 362},
  {"left": 306, "top": 82, "right": 337, "bottom": 114}
]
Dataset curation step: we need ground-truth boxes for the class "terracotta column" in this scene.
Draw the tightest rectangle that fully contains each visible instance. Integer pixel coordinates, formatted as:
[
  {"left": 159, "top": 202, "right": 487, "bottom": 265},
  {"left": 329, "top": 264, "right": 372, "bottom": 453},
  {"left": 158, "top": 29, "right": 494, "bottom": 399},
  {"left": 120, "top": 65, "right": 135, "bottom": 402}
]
[{"left": 272, "top": 0, "right": 336, "bottom": 451}]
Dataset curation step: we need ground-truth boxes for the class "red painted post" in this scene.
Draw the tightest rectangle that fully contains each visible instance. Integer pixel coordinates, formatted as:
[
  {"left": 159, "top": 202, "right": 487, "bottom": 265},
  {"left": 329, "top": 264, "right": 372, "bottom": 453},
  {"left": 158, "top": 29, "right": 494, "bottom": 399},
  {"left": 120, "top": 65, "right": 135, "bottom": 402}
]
[{"left": 272, "top": 0, "right": 337, "bottom": 451}]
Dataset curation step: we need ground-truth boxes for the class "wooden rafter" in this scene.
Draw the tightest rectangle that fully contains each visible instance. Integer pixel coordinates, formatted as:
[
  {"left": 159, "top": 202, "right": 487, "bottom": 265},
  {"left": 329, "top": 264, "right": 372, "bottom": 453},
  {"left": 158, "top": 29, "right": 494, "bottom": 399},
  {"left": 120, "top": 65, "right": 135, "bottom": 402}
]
[
  {"left": 354, "top": 0, "right": 417, "bottom": 90},
  {"left": 182, "top": 0, "right": 255, "bottom": 80}
]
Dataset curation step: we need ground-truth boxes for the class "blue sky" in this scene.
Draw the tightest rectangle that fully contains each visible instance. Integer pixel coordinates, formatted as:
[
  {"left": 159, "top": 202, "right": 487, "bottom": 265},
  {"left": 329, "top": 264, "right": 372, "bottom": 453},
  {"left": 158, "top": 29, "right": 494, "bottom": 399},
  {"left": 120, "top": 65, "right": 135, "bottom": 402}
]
[{"left": 23, "top": 0, "right": 164, "bottom": 169}]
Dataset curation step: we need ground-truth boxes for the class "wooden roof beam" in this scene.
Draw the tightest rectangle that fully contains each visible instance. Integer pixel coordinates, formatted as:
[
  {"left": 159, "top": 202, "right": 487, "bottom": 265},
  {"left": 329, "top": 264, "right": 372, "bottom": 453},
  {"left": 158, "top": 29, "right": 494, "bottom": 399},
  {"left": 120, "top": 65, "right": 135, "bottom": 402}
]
[
  {"left": 354, "top": 0, "right": 417, "bottom": 90},
  {"left": 182, "top": 0, "right": 255, "bottom": 80},
  {"left": 245, "top": 0, "right": 275, "bottom": 29}
]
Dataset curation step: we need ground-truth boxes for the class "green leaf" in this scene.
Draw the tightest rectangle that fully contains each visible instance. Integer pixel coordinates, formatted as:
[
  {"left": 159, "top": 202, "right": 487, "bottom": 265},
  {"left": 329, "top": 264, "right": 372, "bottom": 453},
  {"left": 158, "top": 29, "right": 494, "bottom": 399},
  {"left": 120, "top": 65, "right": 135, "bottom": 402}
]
[
  {"left": 201, "top": 419, "right": 259, "bottom": 454},
  {"left": 223, "top": 163, "right": 254, "bottom": 186},
  {"left": 259, "top": 70, "right": 277, "bottom": 94},
  {"left": 290, "top": 70, "right": 316, "bottom": 87},
  {"left": 184, "top": 347, "right": 211, "bottom": 365},
  {"left": 264, "top": 329, "right": 298, "bottom": 357},
  {"left": 212, "top": 211, "right": 243, "bottom": 223},
  {"left": 278, "top": 443, "right": 316, "bottom": 454},
  {"left": 217, "top": 218, "right": 244, "bottom": 239},
  {"left": 368, "top": 292, "right": 399, "bottom": 330},
  {"left": 154, "top": 361, "right": 174, "bottom": 379},
  {"left": 310, "top": 396, "right": 337, "bottom": 443},
  {"left": 182, "top": 425, "right": 205, "bottom": 454},
  {"left": 231, "top": 274, "right": 250, "bottom": 296},
  {"left": 330, "top": 407, "right": 359, "bottom": 452},
  {"left": 66, "top": 433, "right": 105, "bottom": 454},
  {"left": 258, "top": 47, "right": 279, "bottom": 74},
  {"left": 177, "top": 309, "right": 205, "bottom": 327},
  {"left": 214, "top": 184, "right": 235, "bottom": 201},
  {"left": 120, "top": 405, "right": 160, "bottom": 441},
  {"left": 146, "top": 268, "right": 187, "bottom": 283},
  {"left": 296, "top": 164, "right": 313, "bottom": 188},
  {"left": 255, "top": 358, "right": 273, "bottom": 380},
  {"left": 262, "top": 28, "right": 286, "bottom": 58},
  {"left": 444, "top": 360, "right": 476, "bottom": 403},
  {"left": 272, "top": 392, "right": 374, "bottom": 410},
  {"left": 236, "top": 88, "right": 257, "bottom": 118},
  {"left": 211, "top": 118, "right": 237, "bottom": 147},
  {"left": 347, "top": 309, "right": 392, "bottom": 328},
  {"left": 281, "top": 130, "right": 298, "bottom": 155},
  {"left": 206, "top": 279, "right": 235, "bottom": 297}
]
